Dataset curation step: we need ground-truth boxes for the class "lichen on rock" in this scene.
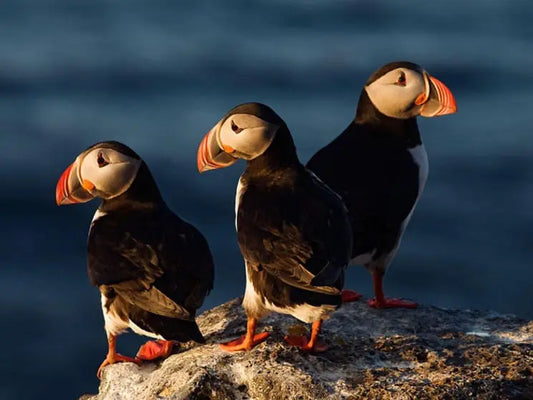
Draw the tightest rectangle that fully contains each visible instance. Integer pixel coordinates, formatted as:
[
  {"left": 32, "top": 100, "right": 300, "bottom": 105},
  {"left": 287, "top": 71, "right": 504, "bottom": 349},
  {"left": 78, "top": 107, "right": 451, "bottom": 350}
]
[{"left": 82, "top": 298, "right": 533, "bottom": 400}]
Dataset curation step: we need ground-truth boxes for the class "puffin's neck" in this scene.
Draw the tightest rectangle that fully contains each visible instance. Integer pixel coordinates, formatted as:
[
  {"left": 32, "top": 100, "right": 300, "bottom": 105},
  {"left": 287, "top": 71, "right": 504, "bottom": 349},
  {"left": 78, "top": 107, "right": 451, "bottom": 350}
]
[
  {"left": 354, "top": 89, "right": 422, "bottom": 147},
  {"left": 100, "top": 162, "right": 165, "bottom": 213},
  {"left": 244, "top": 124, "right": 302, "bottom": 177}
]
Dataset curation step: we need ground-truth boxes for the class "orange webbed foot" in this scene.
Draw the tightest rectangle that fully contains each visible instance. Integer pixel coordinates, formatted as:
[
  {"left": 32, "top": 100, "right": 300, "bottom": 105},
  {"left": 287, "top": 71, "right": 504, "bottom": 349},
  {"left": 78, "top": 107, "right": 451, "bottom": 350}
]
[
  {"left": 136, "top": 340, "right": 175, "bottom": 361},
  {"left": 341, "top": 289, "right": 362, "bottom": 303},
  {"left": 219, "top": 332, "right": 270, "bottom": 352},
  {"left": 97, "top": 353, "right": 141, "bottom": 379}
]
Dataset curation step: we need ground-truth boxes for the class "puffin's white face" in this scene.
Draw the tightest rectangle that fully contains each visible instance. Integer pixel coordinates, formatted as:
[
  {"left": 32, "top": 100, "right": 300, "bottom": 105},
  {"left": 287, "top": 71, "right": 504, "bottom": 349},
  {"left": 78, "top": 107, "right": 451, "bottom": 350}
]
[
  {"left": 56, "top": 146, "right": 142, "bottom": 205},
  {"left": 197, "top": 113, "right": 280, "bottom": 172},
  {"left": 218, "top": 114, "right": 279, "bottom": 160},
  {"left": 365, "top": 66, "right": 457, "bottom": 119},
  {"left": 77, "top": 147, "right": 142, "bottom": 199},
  {"left": 365, "top": 67, "right": 429, "bottom": 119}
]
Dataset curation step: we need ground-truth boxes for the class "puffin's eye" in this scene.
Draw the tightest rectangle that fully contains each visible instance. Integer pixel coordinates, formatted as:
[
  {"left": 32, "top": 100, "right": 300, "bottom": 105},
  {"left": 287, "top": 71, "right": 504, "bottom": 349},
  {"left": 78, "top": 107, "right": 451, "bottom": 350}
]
[
  {"left": 396, "top": 72, "right": 406, "bottom": 86},
  {"left": 231, "top": 120, "right": 243, "bottom": 134},
  {"left": 97, "top": 152, "right": 109, "bottom": 168}
]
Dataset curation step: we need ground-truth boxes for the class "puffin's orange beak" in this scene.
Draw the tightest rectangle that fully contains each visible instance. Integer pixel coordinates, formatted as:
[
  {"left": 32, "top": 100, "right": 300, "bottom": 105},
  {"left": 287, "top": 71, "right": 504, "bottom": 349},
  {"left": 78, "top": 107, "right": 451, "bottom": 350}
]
[
  {"left": 56, "top": 161, "right": 95, "bottom": 206},
  {"left": 420, "top": 75, "right": 457, "bottom": 117},
  {"left": 56, "top": 163, "right": 75, "bottom": 205},
  {"left": 197, "top": 126, "right": 238, "bottom": 173}
]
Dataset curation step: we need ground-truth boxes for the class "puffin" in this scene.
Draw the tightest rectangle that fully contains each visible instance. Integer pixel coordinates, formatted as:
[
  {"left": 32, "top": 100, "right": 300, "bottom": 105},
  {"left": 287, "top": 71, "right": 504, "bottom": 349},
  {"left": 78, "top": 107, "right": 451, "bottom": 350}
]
[
  {"left": 197, "top": 103, "right": 352, "bottom": 352},
  {"left": 306, "top": 61, "right": 457, "bottom": 308},
  {"left": 56, "top": 141, "right": 214, "bottom": 377}
]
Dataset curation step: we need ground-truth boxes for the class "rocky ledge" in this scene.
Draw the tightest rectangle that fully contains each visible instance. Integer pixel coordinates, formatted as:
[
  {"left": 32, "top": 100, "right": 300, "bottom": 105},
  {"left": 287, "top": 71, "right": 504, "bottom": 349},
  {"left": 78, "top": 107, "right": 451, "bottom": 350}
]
[{"left": 82, "top": 298, "right": 532, "bottom": 400}]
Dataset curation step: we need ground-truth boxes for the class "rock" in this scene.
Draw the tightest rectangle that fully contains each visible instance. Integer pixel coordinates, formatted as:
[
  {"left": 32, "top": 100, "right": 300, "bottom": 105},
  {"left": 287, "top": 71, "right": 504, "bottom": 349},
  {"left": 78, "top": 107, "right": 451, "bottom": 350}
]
[{"left": 82, "top": 298, "right": 533, "bottom": 400}]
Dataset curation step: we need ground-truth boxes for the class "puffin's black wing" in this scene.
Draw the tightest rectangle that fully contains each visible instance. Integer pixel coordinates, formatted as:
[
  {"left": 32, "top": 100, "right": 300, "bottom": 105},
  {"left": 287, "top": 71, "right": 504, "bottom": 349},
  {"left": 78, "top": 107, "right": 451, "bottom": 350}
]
[
  {"left": 88, "top": 207, "right": 214, "bottom": 319},
  {"left": 308, "top": 123, "right": 419, "bottom": 221},
  {"left": 306, "top": 172, "right": 353, "bottom": 286},
  {"left": 237, "top": 169, "right": 351, "bottom": 294},
  {"left": 243, "top": 221, "right": 340, "bottom": 295}
]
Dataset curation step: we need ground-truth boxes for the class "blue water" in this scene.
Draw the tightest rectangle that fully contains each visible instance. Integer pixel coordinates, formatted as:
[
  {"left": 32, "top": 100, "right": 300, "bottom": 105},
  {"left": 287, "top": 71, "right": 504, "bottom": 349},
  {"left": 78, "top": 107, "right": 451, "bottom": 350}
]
[{"left": 1, "top": 1, "right": 532, "bottom": 398}]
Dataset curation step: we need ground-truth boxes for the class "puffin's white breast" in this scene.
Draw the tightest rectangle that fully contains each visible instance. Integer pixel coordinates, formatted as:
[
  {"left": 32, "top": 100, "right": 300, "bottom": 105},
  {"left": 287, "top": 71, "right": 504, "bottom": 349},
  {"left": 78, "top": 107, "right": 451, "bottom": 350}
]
[
  {"left": 91, "top": 209, "right": 107, "bottom": 224},
  {"left": 235, "top": 176, "right": 246, "bottom": 231}
]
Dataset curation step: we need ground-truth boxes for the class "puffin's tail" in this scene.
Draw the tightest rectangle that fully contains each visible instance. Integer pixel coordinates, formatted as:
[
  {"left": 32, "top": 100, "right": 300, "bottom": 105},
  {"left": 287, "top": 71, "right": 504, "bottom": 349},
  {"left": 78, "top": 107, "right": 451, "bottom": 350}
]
[
  {"left": 130, "top": 310, "right": 206, "bottom": 344},
  {"left": 162, "top": 318, "right": 206, "bottom": 344},
  {"left": 311, "top": 261, "right": 345, "bottom": 287}
]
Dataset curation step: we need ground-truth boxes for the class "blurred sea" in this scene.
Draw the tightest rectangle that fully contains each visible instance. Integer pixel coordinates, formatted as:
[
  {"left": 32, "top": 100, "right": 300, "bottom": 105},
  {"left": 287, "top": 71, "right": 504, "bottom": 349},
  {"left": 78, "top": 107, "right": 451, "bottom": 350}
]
[{"left": 1, "top": 1, "right": 532, "bottom": 398}]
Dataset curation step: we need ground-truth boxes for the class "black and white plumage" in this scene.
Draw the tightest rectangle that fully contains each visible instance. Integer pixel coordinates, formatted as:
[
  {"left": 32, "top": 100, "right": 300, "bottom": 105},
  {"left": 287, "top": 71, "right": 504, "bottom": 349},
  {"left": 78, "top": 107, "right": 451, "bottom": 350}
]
[
  {"left": 56, "top": 141, "right": 214, "bottom": 376},
  {"left": 306, "top": 61, "right": 456, "bottom": 308},
  {"left": 198, "top": 103, "right": 352, "bottom": 352}
]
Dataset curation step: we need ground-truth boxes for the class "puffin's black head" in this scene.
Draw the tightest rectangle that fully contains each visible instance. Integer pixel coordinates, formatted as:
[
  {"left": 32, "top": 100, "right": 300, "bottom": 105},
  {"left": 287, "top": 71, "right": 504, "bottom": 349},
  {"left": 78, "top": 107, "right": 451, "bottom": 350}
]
[
  {"left": 56, "top": 141, "right": 144, "bottom": 205},
  {"left": 362, "top": 61, "right": 457, "bottom": 119},
  {"left": 197, "top": 102, "right": 286, "bottom": 172}
]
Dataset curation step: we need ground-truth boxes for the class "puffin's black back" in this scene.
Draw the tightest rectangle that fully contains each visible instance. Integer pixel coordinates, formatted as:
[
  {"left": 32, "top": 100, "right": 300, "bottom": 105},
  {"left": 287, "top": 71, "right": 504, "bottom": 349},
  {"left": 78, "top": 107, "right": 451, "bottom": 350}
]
[
  {"left": 88, "top": 207, "right": 214, "bottom": 310},
  {"left": 88, "top": 160, "right": 214, "bottom": 342},
  {"left": 307, "top": 88, "right": 422, "bottom": 260},
  {"left": 237, "top": 124, "right": 352, "bottom": 309}
]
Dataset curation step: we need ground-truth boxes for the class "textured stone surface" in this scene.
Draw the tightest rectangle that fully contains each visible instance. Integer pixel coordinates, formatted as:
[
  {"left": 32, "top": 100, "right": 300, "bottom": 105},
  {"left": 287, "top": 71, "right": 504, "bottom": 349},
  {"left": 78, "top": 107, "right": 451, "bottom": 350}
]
[{"left": 82, "top": 298, "right": 533, "bottom": 400}]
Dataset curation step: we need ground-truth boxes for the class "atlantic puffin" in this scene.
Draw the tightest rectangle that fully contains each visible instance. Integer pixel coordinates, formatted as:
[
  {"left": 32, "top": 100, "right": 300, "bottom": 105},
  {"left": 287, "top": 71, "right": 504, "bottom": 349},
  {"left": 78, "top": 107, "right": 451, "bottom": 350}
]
[
  {"left": 56, "top": 141, "right": 214, "bottom": 377},
  {"left": 197, "top": 103, "right": 352, "bottom": 352},
  {"left": 307, "top": 61, "right": 457, "bottom": 309}
]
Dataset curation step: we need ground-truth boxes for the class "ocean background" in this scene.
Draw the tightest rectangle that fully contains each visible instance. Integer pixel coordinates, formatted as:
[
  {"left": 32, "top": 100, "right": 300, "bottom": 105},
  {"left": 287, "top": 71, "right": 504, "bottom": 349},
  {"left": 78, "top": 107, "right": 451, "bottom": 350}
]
[{"left": 1, "top": 1, "right": 531, "bottom": 398}]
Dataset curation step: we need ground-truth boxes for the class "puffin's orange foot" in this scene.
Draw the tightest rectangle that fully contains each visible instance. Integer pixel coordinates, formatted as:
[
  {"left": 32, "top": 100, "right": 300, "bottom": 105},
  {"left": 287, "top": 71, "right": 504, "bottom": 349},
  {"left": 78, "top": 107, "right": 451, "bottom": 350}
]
[
  {"left": 136, "top": 340, "right": 175, "bottom": 361},
  {"left": 341, "top": 289, "right": 362, "bottom": 303},
  {"left": 219, "top": 332, "right": 269, "bottom": 352},
  {"left": 97, "top": 353, "right": 141, "bottom": 379},
  {"left": 284, "top": 335, "right": 329, "bottom": 353},
  {"left": 368, "top": 297, "right": 418, "bottom": 309}
]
